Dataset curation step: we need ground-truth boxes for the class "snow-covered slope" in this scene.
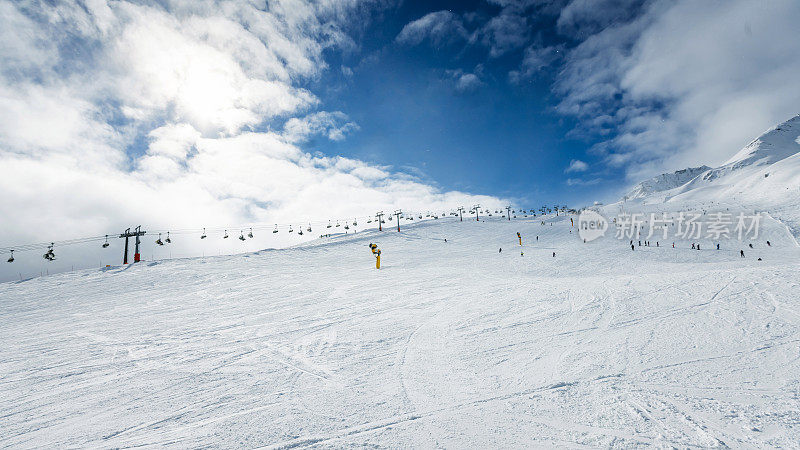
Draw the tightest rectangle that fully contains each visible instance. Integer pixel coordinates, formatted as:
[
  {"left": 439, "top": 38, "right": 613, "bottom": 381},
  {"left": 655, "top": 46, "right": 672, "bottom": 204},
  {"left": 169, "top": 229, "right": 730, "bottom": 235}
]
[
  {"left": 722, "top": 114, "right": 800, "bottom": 168},
  {"left": 622, "top": 114, "right": 800, "bottom": 236},
  {"left": 623, "top": 165, "right": 711, "bottom": 200},
  {"left": 2, "top": 213, "right": 800, "bottom": 447}
]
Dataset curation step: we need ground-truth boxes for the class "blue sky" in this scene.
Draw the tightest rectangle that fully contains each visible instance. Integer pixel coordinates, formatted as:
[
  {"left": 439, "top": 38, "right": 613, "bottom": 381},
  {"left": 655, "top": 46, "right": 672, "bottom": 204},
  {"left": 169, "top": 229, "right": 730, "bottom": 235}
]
[
  {"left": 305, "top": 0, "right": 601, "bottom": 205},
  {"left": 1, "top": 0, "right": 799, "bottom": 275}
]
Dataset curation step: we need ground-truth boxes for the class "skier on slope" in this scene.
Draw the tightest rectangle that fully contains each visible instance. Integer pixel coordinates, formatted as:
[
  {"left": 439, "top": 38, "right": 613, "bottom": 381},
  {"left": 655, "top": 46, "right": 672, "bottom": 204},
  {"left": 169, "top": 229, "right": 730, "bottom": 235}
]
[{"left": 740, "top": 250, "right": 745, "bottom": 258}]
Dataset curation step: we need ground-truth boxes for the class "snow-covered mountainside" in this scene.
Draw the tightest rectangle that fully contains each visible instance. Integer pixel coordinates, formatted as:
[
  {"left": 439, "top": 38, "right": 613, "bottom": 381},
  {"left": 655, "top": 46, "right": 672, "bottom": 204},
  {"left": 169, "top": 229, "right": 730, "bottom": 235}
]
[
  {"left": 622, "top": 114, "right": 800, "bottom": 236},
  {"left": 623, "top": 165, "right": 711, "bottom": 200},
  {"left": 723, "top": 114, "right": 800, "bottom": 168},
  {"left": 2, "top": 211, "right": 800, "bottom": 447}
]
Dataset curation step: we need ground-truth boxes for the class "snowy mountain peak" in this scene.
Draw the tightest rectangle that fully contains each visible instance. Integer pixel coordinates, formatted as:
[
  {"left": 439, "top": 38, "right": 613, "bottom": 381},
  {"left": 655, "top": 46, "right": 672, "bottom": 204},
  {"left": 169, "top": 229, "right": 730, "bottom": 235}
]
[
  {"left": 618, "top": 113, "right": 800, "bottom": 238},
  {"left": 623, "top": 165, "right": 711, "bottom": 200},
  {"left": 722, "top": 114, "right": 800, "bottom": 168}
]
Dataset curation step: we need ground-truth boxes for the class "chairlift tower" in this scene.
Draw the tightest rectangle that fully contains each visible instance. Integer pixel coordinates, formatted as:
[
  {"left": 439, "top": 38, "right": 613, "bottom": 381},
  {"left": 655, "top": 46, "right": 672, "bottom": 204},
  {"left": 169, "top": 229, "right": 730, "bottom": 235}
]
[
  {"left": 473, "top": 204, "right": 481, "bottom": 221},
  {"left": 376, "top": 211, "right": 385, "bottom": 232},
  {"left": 457, "top": 206, "right": 465, "bottom": 222},
  {"left": 394, "top": 209, "right": 402, "bottom": 232},
  {"left": 506, "top": 205, "right": 512, "bottom": 221},
  {"left": 120, "top": 226, "right": 146, "bottom": 264}
]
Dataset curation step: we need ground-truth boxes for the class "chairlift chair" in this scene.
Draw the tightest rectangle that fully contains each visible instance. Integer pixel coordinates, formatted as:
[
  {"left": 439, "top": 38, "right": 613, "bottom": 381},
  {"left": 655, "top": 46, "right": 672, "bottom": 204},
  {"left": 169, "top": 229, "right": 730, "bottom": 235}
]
[
  {"left": 248, "top": 228, "right": 254, "bottom": 238},
  {"left": 201, "top": 228, "right": 207, "bottom": 239},
  {"left": 156, "top": 233, "right": 164, "bottom": 245},
  {"left": 7, "top": 250, "right": 14, "bottom": 263},
  {"left": 44, "top": 244, "right": 55, "bottom": 261},
  {"left": 335, "top": 221, "right": 340, "bottom": 227},
  {"left": 102, "top": 235, "right": 110, "bottom": 248},
  {"left": 345, "top": 224, "right": 350, "bottom": 230},
  {"left": 223, "top": 230, "right": 229, "bottom": 239},
  {"left": 273, "top": 225, "right": 279, "bottom": 233},
  {"left": 307, "top": 224, "right": 312, "bottom": 232},
  {"left": 239, "top": 231, "right": 246, "bottom": 241},
  {"left": 289, "top": 225, "right": 294, "bottom": 233},
  {"left": 165, "top": 232, "right": 171, "bottom": 244},
  {"left": 327, "top": 221, "right": 332, "bottom": 229},
  {"left": 298, "top": 229, "right": 304, "bottom": 235}
]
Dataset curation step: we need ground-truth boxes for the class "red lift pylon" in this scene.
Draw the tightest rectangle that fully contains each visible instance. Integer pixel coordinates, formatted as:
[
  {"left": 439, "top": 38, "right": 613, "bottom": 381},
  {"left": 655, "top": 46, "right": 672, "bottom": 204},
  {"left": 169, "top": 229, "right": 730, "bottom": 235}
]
[{"left": 120, "top": 226, "right": 146, "bottom": 264}]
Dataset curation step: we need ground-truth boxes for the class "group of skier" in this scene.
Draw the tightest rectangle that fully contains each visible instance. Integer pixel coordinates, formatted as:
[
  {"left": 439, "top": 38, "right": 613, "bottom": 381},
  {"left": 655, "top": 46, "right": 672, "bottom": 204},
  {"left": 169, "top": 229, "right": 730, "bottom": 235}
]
[{"left": 625, "top": 236, "right": 773, "bottom": 259}]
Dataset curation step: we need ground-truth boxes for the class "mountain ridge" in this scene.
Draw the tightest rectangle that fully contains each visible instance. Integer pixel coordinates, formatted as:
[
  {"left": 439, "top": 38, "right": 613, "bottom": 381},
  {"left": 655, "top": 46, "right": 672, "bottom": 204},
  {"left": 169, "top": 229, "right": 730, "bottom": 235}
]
[{"left": 619, "top": 113, "right": 800, "bottom": 237}]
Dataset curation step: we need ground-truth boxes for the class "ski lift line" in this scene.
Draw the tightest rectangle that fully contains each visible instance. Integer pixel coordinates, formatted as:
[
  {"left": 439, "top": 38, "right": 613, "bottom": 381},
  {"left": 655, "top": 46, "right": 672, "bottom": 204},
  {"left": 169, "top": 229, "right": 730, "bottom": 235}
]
[
  {"left": 146, "top": 213, "right": 407, "bottom": 235},
  {"left": 153, "top": 211, "right": 474, "bottom": 236},
  {"left": 1, "top": 206, "right": 523, "bottom": 255},
  {"left": 144, "top": 214, "right": 385, "bottom": 235},
  {"left": 0, "top": 235, "right": 109, "bottom": 254}
]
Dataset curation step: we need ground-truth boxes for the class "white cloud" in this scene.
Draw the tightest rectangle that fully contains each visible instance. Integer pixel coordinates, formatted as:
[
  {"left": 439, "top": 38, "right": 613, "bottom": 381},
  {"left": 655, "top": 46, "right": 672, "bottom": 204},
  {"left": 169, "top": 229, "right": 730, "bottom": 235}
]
[
  {"left": 456, "top": 73, "right": 482, "bottom": 92},
  {"left": 564, "top": 159, "right": 589, "bottom": 173},
  {"left": 554, "top": 0, "right": 800, "bottom": 181},
  {"left": 566, "top": 177, "right": 601, "bottom": 186},
  {"left": 556, "top": 0, "right": 644, "bottom": 39},
  {"left": 444, "top": 64, "right": 484, "bottom": 93},
  {"left": 446, "top": 68, "right": 484, "bottom": 92},
  {"left": 395, "top": 11, "right": 468, "bottom": 47},
  {"left": 283, "top": 111, "right": 360, "bottom": 143},
  {"left": 476, "top": 11, "right": 530, "bottom": 57},
  {"left": 509, "top": 43, "right": 564, "bottom": 82}
]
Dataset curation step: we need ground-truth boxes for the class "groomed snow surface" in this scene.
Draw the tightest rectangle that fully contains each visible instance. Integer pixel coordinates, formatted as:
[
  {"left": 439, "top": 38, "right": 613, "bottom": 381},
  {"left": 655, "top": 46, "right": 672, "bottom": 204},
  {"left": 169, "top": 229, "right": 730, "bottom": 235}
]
[{"left": 2, "top": 209, "right": 800, "bottom": 448}]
